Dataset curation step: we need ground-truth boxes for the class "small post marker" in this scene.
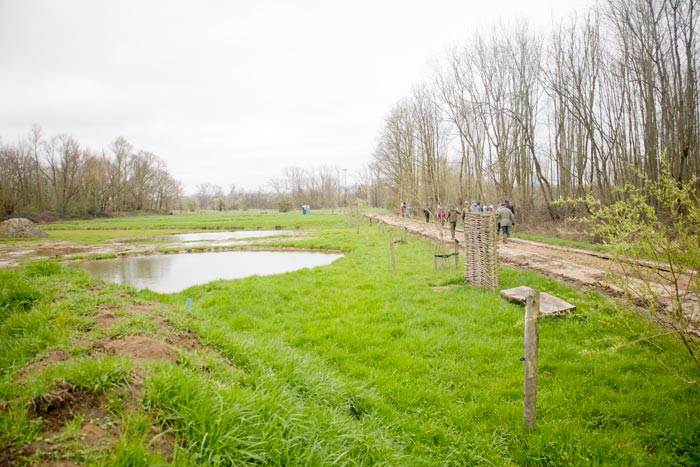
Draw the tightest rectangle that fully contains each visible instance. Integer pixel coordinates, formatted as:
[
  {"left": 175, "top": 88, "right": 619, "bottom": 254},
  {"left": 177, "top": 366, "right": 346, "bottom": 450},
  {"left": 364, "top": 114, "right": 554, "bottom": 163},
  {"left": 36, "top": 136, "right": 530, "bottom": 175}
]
[
  {"left": 454, "top": 240, "right": 459, "bottom": 268},
  {"left": 186, "top": 297, "right": 192, "bottom": 310},
  {"left": 389, "top": 231, "right": 396, "bottom": 274},
  {"left": 524, "top": 290, "right": 540, "bottom": 430}
]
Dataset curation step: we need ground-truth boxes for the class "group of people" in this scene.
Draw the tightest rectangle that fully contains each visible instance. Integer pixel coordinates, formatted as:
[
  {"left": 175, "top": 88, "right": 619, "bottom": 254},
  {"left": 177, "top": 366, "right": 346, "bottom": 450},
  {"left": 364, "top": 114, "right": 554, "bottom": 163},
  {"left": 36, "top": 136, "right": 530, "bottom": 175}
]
[
  {"left": 399, "top": 201, "right": 413, "bottom": 218},
  {"left": 401, "top": 199, "right": 516, "bottom": 243}
]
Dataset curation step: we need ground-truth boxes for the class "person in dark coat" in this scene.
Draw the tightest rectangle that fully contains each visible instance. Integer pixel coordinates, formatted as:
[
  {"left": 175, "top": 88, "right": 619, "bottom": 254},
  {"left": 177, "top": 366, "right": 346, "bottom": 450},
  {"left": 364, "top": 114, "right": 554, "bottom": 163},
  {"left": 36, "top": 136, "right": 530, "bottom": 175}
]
[
  {"left": 423, "top": 206, "right": 431, "bottom": 223},
  {"left": 496, "top": 202, "right": 515, "bottom": 243},
  {"left": 446, "top": 205, "right": 461, "bottom": 240},
  {"left": 505, "top": 199, "right": 514, "bottom": 215}
]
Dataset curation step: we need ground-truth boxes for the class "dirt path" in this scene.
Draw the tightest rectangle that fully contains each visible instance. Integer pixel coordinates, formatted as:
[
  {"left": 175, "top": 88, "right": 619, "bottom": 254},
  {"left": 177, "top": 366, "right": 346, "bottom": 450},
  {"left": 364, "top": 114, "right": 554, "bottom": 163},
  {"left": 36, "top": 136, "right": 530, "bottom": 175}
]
[{"left": 367, "top": 213, "right": 699, "bottom": 326}]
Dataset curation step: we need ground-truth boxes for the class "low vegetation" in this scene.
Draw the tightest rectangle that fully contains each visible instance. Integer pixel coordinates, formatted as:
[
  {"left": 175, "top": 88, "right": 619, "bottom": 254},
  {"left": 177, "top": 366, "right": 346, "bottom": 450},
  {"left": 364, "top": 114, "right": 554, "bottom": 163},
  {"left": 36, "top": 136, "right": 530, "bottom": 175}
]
[
  {"left": 42, "top": 210, "right": 352, "bottom": 234},
  {"left": 559, "top": 161, "right": 700, "bottom": 385},
  {"left": 0, "top": 212, "right": 698, "bottom": 465}
]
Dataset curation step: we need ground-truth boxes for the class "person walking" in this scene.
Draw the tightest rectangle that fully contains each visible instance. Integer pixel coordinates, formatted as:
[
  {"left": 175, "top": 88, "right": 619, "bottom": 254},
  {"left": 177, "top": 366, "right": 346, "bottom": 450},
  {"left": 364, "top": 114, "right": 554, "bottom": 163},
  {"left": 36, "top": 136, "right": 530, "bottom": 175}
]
[
  {"left": 436, "top": 206, "right": 446, "bottom": 225},
  {"left": 423, "top": 206, "right": 431, "bottom": 223},
  {"left": 505, "top": 199, "right": 514, "bottom": 216},
  {"left": 496, "top": 202, "right": 515, "bottom": 243},
  {"left": 446, "top": 205, "right": 461, "bottom": 240}
]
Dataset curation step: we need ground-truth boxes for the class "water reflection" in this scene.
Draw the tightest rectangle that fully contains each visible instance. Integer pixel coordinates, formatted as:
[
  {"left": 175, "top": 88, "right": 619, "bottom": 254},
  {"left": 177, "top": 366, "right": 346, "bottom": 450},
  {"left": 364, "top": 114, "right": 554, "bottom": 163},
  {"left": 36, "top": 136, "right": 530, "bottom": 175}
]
[
  {"left": 79, "top": 250, "right": 342, "bottom": 293},
  {"left": 156, "top": 230, "right": 295, "bottom": 242}
]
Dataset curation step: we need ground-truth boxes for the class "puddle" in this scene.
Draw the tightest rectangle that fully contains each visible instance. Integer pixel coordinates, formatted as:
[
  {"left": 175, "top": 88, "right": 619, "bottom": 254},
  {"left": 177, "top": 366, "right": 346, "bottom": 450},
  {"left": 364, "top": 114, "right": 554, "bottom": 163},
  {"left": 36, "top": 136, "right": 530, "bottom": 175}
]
[
  {"left": 154, "top": 230, "right": 295, "bottom": 242},
  {"left": 78, "top": 250, "right": 343, "bottom": 293}
]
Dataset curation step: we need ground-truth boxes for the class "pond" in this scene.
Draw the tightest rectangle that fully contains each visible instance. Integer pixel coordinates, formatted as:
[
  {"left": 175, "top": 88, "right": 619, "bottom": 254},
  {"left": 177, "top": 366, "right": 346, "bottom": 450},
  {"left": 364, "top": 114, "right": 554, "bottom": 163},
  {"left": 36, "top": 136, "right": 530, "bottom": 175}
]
[{"left": 79, "top": 250, "right": 343, "bottom": 293}]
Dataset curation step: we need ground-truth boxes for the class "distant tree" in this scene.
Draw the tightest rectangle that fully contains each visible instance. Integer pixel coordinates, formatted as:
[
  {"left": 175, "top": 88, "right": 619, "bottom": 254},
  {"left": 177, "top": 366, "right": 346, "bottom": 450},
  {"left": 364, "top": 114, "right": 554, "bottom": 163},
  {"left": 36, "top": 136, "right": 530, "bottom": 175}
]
[
  {"left": 195, "top": 183, "right": 223, "bottom": 211},
  {"left": 107, "top": 137, "right": 133, "bottom": 211},
  {"left": 0, "top": 145, "right": 22, "bottom": 215},
  {"left": 128, "top": 151, "right": 161, "bottom": 210},
  {"left": 44, "top": 135, "right": 85, "bottom": 214},
  {"left": 277, "top": 195, "right": 293, "bottom": 213}
]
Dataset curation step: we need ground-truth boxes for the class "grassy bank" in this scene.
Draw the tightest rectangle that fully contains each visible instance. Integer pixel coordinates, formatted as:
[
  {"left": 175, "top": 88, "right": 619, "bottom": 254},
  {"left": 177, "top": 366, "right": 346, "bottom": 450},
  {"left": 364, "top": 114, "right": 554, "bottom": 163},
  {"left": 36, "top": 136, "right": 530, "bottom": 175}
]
[
  {"left": 39, "top": 210, "right": 364, "bottom": 245},
  {"left": 41, "top": 210, "right": 356, "bottom": 232},
  {"left": 1, "top": 214, "right": 699, "bottom": 465}
]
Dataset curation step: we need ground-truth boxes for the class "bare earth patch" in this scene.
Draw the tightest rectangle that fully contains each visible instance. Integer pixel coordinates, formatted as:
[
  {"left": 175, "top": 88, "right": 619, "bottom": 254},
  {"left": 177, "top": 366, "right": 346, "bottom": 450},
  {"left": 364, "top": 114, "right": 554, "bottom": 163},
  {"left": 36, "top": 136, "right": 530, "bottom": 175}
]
[
  {"left": 94, "top": 335, "right": 179, "bottom": 362},
  {"left": 14, "top": 350, "right": 70, "bottom": 379},
  {"left": 0, "top": 382, "right": 113, "bottom": 466},
  {"left": 2, "top": 297, "right": 236, "bottom": 465},
  {"left": 93, "top": 310, "right": 130, "bottom": 331},
  {"left": 30, "top": 382, "right": 108, "bottom": 434}
]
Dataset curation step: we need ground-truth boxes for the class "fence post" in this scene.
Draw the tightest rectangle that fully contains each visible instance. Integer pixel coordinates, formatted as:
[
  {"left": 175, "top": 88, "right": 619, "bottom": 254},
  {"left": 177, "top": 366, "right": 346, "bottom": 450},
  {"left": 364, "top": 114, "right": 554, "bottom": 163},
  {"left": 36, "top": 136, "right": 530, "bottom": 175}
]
[
  {"left": 454, "top": 240, "right": 459, "bottom": 268},
  {"left": 390, "top": 231, "right": 396, "bottom": 274},
  {"left": 524, "top": 290, "right": 540, "bottom": 430}
]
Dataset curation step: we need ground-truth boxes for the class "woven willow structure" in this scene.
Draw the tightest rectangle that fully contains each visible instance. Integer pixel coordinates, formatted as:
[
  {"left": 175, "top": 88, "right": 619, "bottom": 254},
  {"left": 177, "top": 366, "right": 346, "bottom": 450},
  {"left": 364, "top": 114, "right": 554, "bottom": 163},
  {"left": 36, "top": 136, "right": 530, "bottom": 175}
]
[{"left": 463, "top": 212, "right": 499, "bottom": 290}]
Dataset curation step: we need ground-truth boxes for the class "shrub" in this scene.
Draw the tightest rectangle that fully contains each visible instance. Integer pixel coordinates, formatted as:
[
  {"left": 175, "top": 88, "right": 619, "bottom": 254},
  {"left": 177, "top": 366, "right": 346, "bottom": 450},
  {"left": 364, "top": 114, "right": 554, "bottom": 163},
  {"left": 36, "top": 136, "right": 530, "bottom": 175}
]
[{"left": 573, "top": 158, "right": 700, "bottom": 385}]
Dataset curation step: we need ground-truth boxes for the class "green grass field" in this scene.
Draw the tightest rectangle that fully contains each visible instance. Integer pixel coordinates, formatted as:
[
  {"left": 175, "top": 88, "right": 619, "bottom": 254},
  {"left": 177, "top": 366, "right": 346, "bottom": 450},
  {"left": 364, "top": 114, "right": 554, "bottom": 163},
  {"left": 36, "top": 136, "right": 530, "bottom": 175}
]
[
  {"left": 41, "top": 210, "right": 354, "bottom": 232},
  {"left": 1, "top": 211, "right": 698, "bottom": 465}
]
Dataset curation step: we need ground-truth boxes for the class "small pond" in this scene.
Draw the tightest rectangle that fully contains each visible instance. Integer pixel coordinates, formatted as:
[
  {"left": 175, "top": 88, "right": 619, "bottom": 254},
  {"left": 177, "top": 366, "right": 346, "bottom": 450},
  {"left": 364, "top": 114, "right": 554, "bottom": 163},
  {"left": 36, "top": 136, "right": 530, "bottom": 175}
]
[{"left": 79, "top": 250, "right": 343, "bottom": 294}]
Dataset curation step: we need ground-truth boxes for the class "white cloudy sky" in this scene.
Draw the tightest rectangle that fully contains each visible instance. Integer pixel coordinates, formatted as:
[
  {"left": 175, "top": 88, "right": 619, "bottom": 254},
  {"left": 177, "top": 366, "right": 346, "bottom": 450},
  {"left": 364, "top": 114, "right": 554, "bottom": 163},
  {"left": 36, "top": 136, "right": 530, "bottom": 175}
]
[{"left": 0, "top": 0, "right": 587, "bottom": 194}]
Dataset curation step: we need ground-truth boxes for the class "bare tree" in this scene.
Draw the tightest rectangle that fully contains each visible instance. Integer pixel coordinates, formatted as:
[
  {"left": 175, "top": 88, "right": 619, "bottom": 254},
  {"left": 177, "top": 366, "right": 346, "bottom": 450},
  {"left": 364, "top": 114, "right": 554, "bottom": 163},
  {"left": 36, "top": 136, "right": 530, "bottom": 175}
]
[
  {"left": 411, "top": 84, "right": 449, "bottom": 208},
  {"left": 433, "top": 44, "right": 487, "bottom": 204},
  {"left": 372, "top": 99, "right": 420, "bottom": 208},
  {"left": 0, "top": 145, "right": 22, "bottom": 215},
  {"left": 107, "top": 137, "right": 133, "bottom": 211},
  {"left": 44, "top": 135, "right": 85, "bottom": 214},
  {"left": 195, "top": 183, "right": 224, "bottom": 211}
]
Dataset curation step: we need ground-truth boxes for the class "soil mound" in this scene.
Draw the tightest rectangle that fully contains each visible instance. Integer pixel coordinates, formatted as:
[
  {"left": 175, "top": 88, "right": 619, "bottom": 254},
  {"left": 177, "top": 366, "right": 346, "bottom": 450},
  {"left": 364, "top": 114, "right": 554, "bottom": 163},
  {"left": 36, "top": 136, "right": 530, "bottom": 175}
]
[{"left": 0, "top": 218, "right": 48, "bottom": 238}]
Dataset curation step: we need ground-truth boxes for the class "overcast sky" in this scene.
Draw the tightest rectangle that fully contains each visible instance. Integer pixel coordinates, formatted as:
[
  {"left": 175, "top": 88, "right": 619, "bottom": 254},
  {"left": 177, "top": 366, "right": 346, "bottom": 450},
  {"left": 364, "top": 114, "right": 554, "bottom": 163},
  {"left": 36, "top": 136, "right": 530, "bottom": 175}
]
[{"left": 0, "top": 0, "right": 587, "bottom": 194}]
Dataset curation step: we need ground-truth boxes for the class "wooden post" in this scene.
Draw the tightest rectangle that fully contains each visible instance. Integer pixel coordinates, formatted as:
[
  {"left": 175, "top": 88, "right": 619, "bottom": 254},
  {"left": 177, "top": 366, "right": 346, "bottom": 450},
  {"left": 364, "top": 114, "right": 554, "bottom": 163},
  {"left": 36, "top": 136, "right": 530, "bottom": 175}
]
[
  {"left": 524, "top": 290, "right": 540, "bottom": 430},
  {"left": 453, "top": 240, "right": 459, "bottom": 268},
  {"left": 389, "top": 231, "right": 396, "bottom": 273}
]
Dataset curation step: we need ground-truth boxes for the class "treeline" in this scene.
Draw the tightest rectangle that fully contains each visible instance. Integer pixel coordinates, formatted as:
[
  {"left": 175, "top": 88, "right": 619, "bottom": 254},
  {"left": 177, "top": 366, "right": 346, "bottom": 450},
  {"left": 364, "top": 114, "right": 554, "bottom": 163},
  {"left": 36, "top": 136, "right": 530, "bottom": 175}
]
[
  {"left": 372, "top": 0, "right": 699, "bottom": 220},
  {"left": 186, "top": 165, "right": 383, "bottom": 212},
  {"left": 0, "top": 127, "right": 182, "bottom": 217},
  {"left": 0, "top": 123, "right": 377, "bottom": 217}
]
